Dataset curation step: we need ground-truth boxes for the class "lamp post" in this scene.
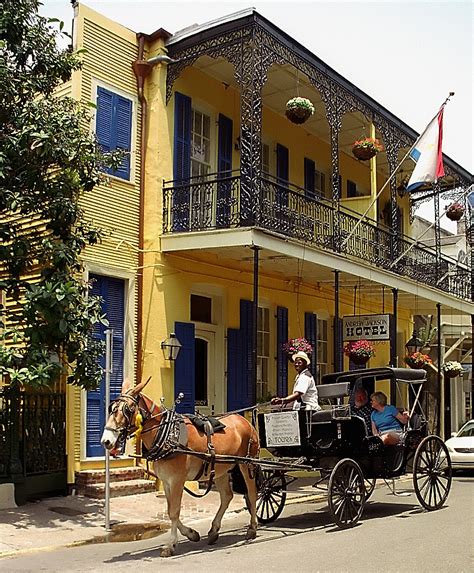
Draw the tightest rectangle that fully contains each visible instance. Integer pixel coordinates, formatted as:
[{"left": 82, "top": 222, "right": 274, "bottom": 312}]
[{"left": 161, "top": 333, "right": 182, "bottom": 361}]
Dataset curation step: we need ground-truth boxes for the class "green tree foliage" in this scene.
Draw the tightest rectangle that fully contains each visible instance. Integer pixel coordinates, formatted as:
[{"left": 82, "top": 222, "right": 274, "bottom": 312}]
[{"left": 0, "top": 0, "right": 119, "bottom": 390}]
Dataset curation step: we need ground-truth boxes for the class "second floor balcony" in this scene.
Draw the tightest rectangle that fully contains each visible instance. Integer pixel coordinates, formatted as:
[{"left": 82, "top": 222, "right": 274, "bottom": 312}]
[{"left": 163, "top": 171, "right": 471, "bottom": 302}]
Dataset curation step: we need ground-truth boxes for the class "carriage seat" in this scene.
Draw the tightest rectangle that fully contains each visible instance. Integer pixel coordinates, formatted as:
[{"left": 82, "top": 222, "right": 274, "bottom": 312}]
[
  {"left": 309, "top": 382, "right": 351, "bottom": 424},
  {"left": 316, "top": 382, "right": 350, "bottom": 402}
]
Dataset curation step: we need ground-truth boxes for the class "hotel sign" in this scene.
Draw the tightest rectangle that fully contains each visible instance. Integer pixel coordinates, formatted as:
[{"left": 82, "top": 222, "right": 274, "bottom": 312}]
[{"left": 343, "top": 314, "right": 390, "bottom": 341}]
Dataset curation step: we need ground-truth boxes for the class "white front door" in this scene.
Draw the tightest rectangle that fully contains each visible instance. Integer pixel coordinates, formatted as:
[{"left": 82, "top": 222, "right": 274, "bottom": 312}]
[{"left": 195, "top": 330, "right": 217, "bottom": 416}]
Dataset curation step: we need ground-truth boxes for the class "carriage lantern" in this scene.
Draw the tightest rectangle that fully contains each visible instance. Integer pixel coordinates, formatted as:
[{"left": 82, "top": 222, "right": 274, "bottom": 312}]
[
  {"left": 161, "top": 333, "right": 182, "bottom": 361},
  {"left": 405, "top": 330, "right": 423, "bottom": 355}
]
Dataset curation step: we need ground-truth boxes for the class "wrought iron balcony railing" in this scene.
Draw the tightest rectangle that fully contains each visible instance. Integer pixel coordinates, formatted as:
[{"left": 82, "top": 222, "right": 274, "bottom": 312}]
[{"left": 163, "top": 172, "right": 471, "bottom": 301}]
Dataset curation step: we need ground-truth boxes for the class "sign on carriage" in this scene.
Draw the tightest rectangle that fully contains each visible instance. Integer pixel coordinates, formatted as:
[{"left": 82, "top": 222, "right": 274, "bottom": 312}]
[
  {"left": 343, "top": 314, "right": 390, "bottom": 341},
  {"left": 264, "top": 411, "right": 301, "bottom": 447}
]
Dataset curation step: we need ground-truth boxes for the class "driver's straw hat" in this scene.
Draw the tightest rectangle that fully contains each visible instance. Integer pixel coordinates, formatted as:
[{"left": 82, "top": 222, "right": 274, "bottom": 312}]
[{"left": 292, "top": 351, "right": 310, "bottom": 365}]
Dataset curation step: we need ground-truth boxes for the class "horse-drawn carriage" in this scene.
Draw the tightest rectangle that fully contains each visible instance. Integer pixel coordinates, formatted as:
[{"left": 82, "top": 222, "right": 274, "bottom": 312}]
[
  {"left": 101, "top": 367, "right": 452, "bottom": 555},
  {"left": 254, "top": 367, "right": 452, "bottom": 529}
]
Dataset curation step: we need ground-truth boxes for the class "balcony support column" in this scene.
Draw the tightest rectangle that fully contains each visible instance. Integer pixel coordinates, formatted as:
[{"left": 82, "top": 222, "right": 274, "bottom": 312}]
[
  {"left": 329, "top": 116, "right": 342, "bottom": 251},
  {"left": 333, "top": 270, "right": 342, "bottom": 371},
  {"left": 433, "top": 182, "right": 442, "bottom": 283},
  {"left": 235, "top": 28, "right": 282, "bottom": 227},
  {"left": 251, "top": 245, "right": 260, "bottom": 405},
  {"left": 436, "top": 302, "right": 442, "bottom": 437}
]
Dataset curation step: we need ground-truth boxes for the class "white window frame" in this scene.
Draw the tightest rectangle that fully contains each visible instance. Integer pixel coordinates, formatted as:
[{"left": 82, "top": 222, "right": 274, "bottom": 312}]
[
  {"left": 317, "top": 317, "right": 329, "bottom": 384},
  {"left": 257, "top": 304, "right": 271, "bottom": 400}
]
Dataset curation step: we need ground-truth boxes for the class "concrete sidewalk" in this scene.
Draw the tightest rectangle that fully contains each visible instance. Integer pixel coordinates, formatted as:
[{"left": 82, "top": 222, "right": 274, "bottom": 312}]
[{"left": 0, "top": 477, "right": 324, "bottom": 558}]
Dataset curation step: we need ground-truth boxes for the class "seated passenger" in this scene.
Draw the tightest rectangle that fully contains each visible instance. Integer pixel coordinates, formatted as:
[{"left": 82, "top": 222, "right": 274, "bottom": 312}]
[
  {"left": 271, "top": 351, "right": 321, "bottom": 411},
  {"left": 370, "top": 391, "right": 409, "bottom": 446},
  {"left": 352, "top": 388, "right": 372, "bottom": 435}
]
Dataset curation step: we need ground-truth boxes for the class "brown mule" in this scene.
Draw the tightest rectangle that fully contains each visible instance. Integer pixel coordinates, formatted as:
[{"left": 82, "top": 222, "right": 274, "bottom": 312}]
[{"left": 101, "top": 378, "right": 259, "bottom": 557}]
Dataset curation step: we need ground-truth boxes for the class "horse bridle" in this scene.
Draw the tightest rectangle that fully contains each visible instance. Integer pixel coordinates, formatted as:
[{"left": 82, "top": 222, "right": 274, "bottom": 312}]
[{"left": 106, "top": 393, "right": 141, "bottom": 432}]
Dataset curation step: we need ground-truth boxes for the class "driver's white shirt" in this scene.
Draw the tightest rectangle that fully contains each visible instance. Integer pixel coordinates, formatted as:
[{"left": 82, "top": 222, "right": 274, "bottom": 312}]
[{"left": 292, "top": 368, "right": 321, "bottom": 411}]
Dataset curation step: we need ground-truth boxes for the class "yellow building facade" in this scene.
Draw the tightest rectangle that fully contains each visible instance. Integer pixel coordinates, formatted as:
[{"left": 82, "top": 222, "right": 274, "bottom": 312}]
[{"left": 67, "top": 4, "right": 472, "bottom": 482}]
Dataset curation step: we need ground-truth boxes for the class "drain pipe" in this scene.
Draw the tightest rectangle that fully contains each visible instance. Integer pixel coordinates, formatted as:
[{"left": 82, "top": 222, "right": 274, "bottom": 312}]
[{"left": 132, "top": 34, "right": 151, "bottom": 386}]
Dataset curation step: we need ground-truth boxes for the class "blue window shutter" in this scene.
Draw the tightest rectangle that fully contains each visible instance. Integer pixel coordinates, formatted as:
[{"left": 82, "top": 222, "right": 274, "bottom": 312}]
[
  {"left": 173, "top": 92, "right": 191, "bottom": 181},
  {"left": 276, "top": 143, "right": 289, "bottom": 185},
  {"left": 276, "top": 143, "right": 289, "bottom": 210},
  {"left": 304, "top": 312, "right": 318, "bottom": 374},
  {"left": 227, "top": 328, "right": 245, "bottom": 410},
  {"left": 96, "top": 87, "right": 113, "bottom": 154},
  {"left": 218, "top": 114, "right": 233, "bottom": 173},
  {"left": 240, "top": 299, "right": 255, "bottom": 407},
  {"left": 217, "top": 114, "right": 233, "bottom": 228},
  {"left": 114, "top": 95, "right": 132, "bottom": 180},
  {"left": 173, "top": 92, "right": 191, "bottom": 231},
  {"left": 87, "top": 275, "right": 125, "bottom": 457},
  {"left": 277, "top": 307, "right": 288, "bottom": 397},
  {"left": 174, "top": 322, "right": 195, "bottom": 413},
  {"left": 304, "top": 158, "right": 315, "bottom": 198},
  {"left": 96, "top": 87, "right": 132, "bottom": 180}
]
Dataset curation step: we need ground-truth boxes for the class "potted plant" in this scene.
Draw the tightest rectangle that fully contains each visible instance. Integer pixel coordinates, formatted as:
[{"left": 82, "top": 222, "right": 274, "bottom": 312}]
[
  {"left": 404, "top": 352, "right": 432, "bottom": 369},
  {"left": 442, "top": 361, "right": 464, "bottom": 379},
  {"left": 285, "top": 97, "right": 315, "bottom": 124},
  {"left": 282, "top": 337, "right": 313, "bottom": 359},
  {"left": 343, "top": 340, "right": 375, "bottom": 365},
  {"left": 445, "top": 202, "right": 464, "bottom": 222},
  {"left": 352, "top": 137, "right": 384, "bottom": 161}
]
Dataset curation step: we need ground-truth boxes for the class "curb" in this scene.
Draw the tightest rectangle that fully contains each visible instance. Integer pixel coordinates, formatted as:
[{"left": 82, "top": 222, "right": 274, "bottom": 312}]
[{"left": 0, "top": 520, "right": 169, "bottom": 560}]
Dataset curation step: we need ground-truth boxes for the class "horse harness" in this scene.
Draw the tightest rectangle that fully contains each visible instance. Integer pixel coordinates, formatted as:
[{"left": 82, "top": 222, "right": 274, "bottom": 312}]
[{"left": 109, "top": 393, "right": 228, "bottom": 498}]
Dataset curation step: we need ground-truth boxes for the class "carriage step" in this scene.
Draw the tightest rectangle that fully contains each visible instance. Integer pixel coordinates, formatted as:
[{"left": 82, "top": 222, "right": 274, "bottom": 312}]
[
  {"left": 78, "top": 478, "right": 156, "bottom": 499},
  {"left": 75, "top": 466, "right": 146, "bottom": 487}
]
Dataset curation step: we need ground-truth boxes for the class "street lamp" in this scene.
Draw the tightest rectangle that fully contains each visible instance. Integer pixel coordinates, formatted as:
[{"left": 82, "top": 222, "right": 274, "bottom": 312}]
[
  {"left": 405, "top": 329, "right": 423, "bottom": 355},
  {"left": 161, "top": 333, "right": 182, "bottom": 361}
]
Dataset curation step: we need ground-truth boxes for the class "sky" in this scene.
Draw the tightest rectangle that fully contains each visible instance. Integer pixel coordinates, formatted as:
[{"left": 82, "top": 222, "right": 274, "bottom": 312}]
[{"left": 40, "top": 0, "right": 473, "bottom": 230}]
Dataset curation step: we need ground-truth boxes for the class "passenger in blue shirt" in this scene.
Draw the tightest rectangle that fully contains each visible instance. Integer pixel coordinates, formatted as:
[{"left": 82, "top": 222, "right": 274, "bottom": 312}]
[{"left": 370, "top": 391, "right": 409, "bottom": 446}]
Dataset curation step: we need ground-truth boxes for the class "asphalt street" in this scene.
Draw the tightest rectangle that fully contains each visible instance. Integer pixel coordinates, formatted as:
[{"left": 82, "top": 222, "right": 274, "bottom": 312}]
[{"left": 1, "top": 474, "right": 473, "bottom": 573}]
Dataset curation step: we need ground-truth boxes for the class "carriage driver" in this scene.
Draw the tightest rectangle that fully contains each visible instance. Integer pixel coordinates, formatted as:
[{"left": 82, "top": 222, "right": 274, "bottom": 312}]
[{"left": 271, "top": 351, "right": 321, "bottom": 411}]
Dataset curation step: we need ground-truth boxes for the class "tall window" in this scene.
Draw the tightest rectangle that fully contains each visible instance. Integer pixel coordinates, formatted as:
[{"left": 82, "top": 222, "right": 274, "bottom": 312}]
[
  {"left": 95, "top": 86, "right": 133, "bottom": 181},
  {"left": 191, "top": 109, "right": 211, "bottom": 177},
  {"left": 317, "top": 319, "right": 328, "bottom": 383},
  {"left": 257, "top": 306, "right": 270, "bottom": 400}
]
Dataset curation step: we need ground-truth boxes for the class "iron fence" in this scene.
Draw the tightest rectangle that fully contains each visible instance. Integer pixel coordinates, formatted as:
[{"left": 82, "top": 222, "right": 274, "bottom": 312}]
[{"left": 0, "top": 386, "right": 66, "bottom": 500}]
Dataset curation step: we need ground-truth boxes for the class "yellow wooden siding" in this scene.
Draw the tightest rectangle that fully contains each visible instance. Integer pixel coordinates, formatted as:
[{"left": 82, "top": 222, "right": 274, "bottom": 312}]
[
  {"left": 54, "top": 80, "right": 72, "bottom": 99},
  {"left": 78, "top": 16, "right": 141, "bottom": 274}
]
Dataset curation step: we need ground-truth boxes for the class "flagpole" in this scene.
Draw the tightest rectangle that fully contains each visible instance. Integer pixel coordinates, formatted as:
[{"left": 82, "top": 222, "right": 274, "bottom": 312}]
[{"left": 340, "top": 92, "right": 455, "bottom": 248}]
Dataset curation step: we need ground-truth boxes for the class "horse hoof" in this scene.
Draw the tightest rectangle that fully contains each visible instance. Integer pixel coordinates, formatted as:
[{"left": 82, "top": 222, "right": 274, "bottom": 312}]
[
  {"left": 208, "top": 531, "right": 219, "bottom": 545},
  {"left": 246, "top": 528, "right": 257, "bottom": 541},
  {"left": 189, "top": 530, "right": 200, "bottom": 543},
  {"left": 161, "top": 546, "right": 175, "bottom": 558}
]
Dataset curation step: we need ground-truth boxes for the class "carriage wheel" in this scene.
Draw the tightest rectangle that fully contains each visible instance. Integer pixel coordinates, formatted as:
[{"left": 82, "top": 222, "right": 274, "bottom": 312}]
[
  {"left": 364, "top": 478, "right": 376, "bottom": 501},
  {"left": 413, "top": 435, "right": 452, "bottom": 511},
  {"left": 328, "top": 458, "right": 365, "bottom": 529},
  {"left": 255, "top": 469, "right": 287, "bottom": 524}
]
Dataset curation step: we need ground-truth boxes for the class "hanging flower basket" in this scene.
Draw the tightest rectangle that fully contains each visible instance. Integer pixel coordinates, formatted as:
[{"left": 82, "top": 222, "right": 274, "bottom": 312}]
[
  {"left": 445, "top": 202, "right": 464, "bottom": 222},
  {"left": 352, "top": 137, "right": 384, "bottom": 161},
  {"left": 349, "top": 354, "right": 370, "bottom": 366},
  {"left": 282, "top": 337, "right": 313, "bottom": 360},
  {"left": 404, "top": 352, "right": 432, "bottom": 369},
  {"left": 443, "top": 361, "right": 463, "bottom": 379},
  {"left": 343, "top": 340, "right": 375, "bottom": 364},
  {"left": 285, "top": 97, "right": 315, "bottom": 125}
]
